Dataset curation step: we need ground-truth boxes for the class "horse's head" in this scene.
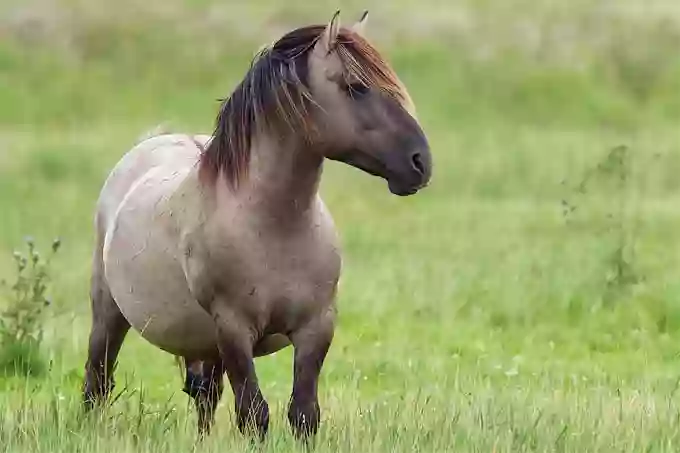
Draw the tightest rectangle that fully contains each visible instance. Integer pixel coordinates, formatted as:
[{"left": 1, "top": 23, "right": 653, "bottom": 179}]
[
  {"left": 305, "top": 11, "right": 432, "bottom": 196},
  {"left": 202, "top": 11, "right": 431, "bottom": 196}
]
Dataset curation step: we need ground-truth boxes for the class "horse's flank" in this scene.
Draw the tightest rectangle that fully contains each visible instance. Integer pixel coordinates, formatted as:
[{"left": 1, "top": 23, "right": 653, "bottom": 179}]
[{"left": 199, "top": 25, "right": 414, "bottom": 190}]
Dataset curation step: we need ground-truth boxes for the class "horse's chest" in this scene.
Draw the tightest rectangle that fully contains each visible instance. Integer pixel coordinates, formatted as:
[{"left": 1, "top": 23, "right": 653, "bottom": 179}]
[
  {"left": 214, "top": 235, "right": 341, "bottom": 328},
  {"left": 244, "top": 245, "right": 337, "bottom": 304}
]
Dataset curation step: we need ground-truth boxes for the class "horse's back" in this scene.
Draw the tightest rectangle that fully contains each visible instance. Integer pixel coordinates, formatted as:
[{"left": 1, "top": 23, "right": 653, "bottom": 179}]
[{"left": 96, "top": 134, "right": 210, "bottom": 230}]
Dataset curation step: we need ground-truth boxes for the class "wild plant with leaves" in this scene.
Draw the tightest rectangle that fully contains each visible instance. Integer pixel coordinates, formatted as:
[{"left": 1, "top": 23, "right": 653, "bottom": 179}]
[{"left": 0, "top": 237, "right": 61, "bottom": 376}]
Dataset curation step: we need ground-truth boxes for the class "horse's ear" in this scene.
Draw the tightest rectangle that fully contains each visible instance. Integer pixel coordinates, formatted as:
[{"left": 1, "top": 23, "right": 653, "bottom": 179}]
[
  {"left": 350, "top": 10, "right": 368, "bottom": 35},
  {"left": 319, "top": 10, "right": 341, "bottom": 53}
]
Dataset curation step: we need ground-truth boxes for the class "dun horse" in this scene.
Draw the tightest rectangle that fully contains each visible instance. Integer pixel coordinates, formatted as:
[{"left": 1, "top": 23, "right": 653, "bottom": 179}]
[{"left": 83, "top": 11, "right": 432, "bottom": 440}]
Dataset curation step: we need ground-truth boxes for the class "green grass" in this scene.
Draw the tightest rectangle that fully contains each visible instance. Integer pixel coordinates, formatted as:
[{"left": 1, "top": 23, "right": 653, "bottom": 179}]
[{"left": 2, "top": 0, "right": 680, "bottom": 451}]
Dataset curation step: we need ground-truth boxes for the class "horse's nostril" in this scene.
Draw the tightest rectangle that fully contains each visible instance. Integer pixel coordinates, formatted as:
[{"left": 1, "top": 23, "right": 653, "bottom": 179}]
[{"left": 411, "top": 152, "right": 425, "bottom": 175}]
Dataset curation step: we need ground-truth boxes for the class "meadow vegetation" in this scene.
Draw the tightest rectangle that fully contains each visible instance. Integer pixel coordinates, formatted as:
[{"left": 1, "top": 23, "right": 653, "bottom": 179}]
[{"left": 1, "top": 0, "right": 680, "bottom": 451}]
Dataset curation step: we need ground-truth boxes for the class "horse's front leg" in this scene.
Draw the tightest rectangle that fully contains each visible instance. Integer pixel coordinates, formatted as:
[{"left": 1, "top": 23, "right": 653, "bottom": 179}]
[
  {"left": 287, "top": 308, "right": 335, "bottom": 440},
  {"left": 211, "top": 307, "right": 269, "bottom": 440}
]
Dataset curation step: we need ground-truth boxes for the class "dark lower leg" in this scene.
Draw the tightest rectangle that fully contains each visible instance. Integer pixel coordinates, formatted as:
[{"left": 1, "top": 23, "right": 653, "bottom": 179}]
[
  {"left": 82, "top": 295, "right": 130, "bottom": 409},
  {"left": 183, "top": 359, "right": 208, "bottom": 398},
  {"left": 231, "top": 377, "right": 268, "bottom": 440},
  {"left": 214, "top": 319, "right": 269, "bottom": 440},
  {"left": 184, "top": 359, "right": 224, "bottom": 436},
  {"left": 288, "top": 311, "right": 335, "bottom": 440},
  {"left": 83, "top": 242, "right": 131, "bottom": 410}
]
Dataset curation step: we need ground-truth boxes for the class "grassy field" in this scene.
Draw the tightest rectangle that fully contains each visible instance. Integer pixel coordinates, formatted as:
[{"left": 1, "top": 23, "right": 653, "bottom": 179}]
[{"left": 2, "top": 0, "right": 680, "bottom": 451}]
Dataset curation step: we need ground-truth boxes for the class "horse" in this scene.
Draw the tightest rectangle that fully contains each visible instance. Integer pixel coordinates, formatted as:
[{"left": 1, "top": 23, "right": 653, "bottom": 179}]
[{"left": 82, "top": 10, "right": 432, "bottom": 440}]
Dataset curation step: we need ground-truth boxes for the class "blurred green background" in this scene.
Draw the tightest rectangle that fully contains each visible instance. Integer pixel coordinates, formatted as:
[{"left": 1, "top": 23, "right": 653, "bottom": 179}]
[{"left": 1, "top": 0, "right": 680, "bottom": 451}]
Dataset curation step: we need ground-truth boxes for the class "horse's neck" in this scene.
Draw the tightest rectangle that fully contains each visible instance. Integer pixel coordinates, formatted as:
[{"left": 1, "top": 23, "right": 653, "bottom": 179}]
[{"left": 219, "top": 134, "right": 324, "bottom": 226}]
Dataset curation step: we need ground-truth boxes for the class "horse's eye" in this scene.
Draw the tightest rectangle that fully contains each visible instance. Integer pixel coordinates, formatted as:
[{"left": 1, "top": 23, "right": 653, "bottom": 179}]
[{"left": 345, "top": 82, "right": 369, "bottom": 98}]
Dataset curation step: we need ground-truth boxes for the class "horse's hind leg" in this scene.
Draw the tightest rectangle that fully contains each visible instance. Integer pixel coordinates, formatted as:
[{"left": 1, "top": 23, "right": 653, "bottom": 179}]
[
  {"left": 183, "top": 358, "right": 224, "bottom": 436},
  {"left": 83, "top": 232, "right": 130, "bottom": 410}
]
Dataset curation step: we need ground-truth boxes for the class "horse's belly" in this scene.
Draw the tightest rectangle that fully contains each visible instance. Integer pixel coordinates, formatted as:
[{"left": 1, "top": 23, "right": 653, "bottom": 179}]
[
  {"left": 105, "top": 250, "right": 217, "bottom": 357},
  {"left": 102, "top": 182, "right": 217, "bottom": 358}
]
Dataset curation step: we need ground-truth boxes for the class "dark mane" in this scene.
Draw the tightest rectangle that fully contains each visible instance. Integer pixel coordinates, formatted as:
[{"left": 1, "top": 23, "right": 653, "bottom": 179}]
[{"left": 199, "top": 25, "right": 411, "bottom": 189}]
